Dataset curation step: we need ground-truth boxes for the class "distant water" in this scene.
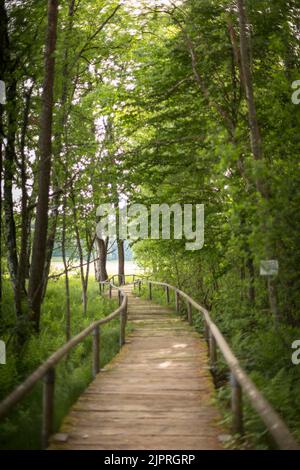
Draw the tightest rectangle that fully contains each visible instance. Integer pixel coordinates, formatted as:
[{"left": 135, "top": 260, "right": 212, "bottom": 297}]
[
  {"left": 106, "top": 260, "right": 143, "bottom": 274},
  {"left": 50, "top": 259, "right": 143, "bottom": 276}
]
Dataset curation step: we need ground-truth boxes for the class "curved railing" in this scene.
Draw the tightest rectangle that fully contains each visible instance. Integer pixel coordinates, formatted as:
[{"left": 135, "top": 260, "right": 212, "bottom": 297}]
[
  {"left": 0, "top": 281, "right": 127, "bottom": 448},
  {"left": 100, "top": 273, "right": 150, "bottom": 287},
  {"left": 133, "top": 278, "right": 300, "bottom": 451}
]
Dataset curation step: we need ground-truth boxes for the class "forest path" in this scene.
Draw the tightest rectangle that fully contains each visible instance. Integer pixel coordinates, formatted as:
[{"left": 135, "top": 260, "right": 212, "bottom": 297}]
[{"left": 49, "top": 285, "right": 224, "bottom": 450}]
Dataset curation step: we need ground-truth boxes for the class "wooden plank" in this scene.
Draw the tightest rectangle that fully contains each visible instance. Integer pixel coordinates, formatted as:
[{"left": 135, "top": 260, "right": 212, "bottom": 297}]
[
  {"left": 50, "top": 435, "right": 223, "bottom": 450},
  {"left": 61, "top": 419, "right": 222, "bottom": 435}
]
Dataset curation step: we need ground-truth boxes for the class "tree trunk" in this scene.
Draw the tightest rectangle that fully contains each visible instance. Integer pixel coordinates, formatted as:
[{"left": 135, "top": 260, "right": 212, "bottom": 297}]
[
  {"left": 41, "top": 194, "right": 60, "bottom": 301},
  {"left": 240, "top": 260, "right": 245, "bottom": 302},
  {"left": 0, "top": 0, "right": 8, "bottom": 302},
  {"left": 62, "top": 197, "right": 71, "bottom": 341},
  {"left": 83, "top": 231, "right": 95, "bottom": 313},
  {"left": 3, "top": 79, "right": 20, "bottom": 299},
  {"left": 237, "top": 0, "right": 280, "bottom": 323},
  {"left": 93, "top": 249, "right": 98, "bottom": 281},
  {"left": 28, "top": 0, "right": 59, "bottom": 331},
  {"left": 237, "top": 1, "right": 262, "bottom": 162},
  {"left": 246, "top": 255, "right": 255, "bottom": 304},
  {"left": 96, "top": 237, "right": 108, "bottom": 281},
  {"left": 71, "top": 190, "right": 88, "bottom": 315},
  {"left": 1, "top": 0, "right": 32, "bottom": 340},
  {"left": 41, "top": 0, "right": 76, "bottom": 300},
  {"left": 15, "top": 87, "right": 33, "bottom": 321},
  {"left": 118, "top": 240, "right": 125, "bottom": 285},
  {"left": 74, "top": 216, "right": 86, "bottom": 314}
]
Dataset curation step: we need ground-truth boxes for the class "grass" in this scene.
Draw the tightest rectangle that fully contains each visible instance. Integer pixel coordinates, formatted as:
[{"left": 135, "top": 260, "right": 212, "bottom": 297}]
[{"left": 0, "top": 276, "right": 126, "bottom": 450}]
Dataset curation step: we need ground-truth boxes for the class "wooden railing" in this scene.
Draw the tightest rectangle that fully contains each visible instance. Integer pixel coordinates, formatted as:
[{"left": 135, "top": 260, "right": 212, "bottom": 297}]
[
  {"left": 134, "top": 278, "right": 300, "bottom": 450},
  {"left": 0, "top": 281, "right": 127, "bottom": 449},
  {"left": 100, "top": 273, "right": 150, "bottom": 287},
  {"left": 98, "top": 275, "right": 150, "bottom": 305}
]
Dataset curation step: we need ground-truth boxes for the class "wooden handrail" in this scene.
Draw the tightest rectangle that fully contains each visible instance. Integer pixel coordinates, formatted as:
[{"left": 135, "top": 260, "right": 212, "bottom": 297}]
[
  {"left": 0, "top": 281, "right": 128, "bottom": 448},
  {"left": 100, "top": 273, "right": 150, "bottom": 287},
  {"left": 136, "top": 279, "right": 300, "bottom": 450}
]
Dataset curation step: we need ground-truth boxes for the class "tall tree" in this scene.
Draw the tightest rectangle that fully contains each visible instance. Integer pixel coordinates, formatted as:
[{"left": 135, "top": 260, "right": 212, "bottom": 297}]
[
  {"left": 236, "top": 0, "right": 279, "bottom": 322},
  {"left": 2, "top": 1, "right": 20, "bottom": 316},
  {"left": 28, "top": 0, "right": 59, "bottom": 330},
  {"left": 0, "top": 0, "right": 8, "bottom": 302}
]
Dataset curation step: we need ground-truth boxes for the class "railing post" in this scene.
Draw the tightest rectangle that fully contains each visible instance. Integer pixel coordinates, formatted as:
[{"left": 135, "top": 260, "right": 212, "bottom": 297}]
[
  {"left": 109, "top": 283, "right": 112, "bottom": 299},
  {"left": 175, "top": 290, "right": 180, "bottom": 313},
  {"left": 124, "top": 296, "right": 128, "bottom": 324},
  {"left": 138, "top": 280, "right": 141, "bottom": 294},
  {"left": 166, "top": 285, "right": 170, "bottom": 304},
  {"left": 209, "top": 330, "right": 217, "bottom": 370},
  {"left": 118, "top": 289, "right": 121, "bottom": 306},
  {"left": 187, "top": 301, "right": 192, "bottom": 325},
  {"left": 149, "top": 282, "right": 152, "bottom": 300},
  {"left": 230, "top": 372, "right": 243, "bottom": 435},
  {"left": 42, "top": 367, "right": 55, "bottom": 449},
  {"left": 120, "top": 307, "right": 126, "bottom": 348},
  {"left": 204, "top": 320, "right": 209, "bottom": 343},
  {"left": 92, "top": 326, "right": 100, "bottom": 378}
]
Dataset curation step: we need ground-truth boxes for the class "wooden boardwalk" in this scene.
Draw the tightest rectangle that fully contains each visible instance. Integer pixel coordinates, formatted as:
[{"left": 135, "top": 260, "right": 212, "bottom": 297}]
[{"left": 49, "top": 285, "right": 224, "bottom": 450}]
